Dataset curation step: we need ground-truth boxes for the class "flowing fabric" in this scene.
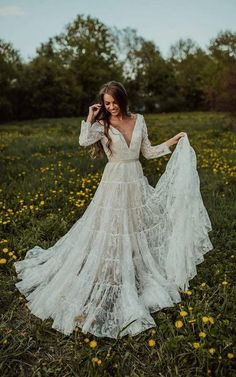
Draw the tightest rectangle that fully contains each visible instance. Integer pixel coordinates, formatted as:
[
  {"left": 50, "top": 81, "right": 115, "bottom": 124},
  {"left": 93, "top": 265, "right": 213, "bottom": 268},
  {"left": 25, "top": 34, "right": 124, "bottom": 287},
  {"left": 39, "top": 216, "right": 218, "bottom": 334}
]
[{"left": 13, "top": 114, "right": 213, "bottom": 339}]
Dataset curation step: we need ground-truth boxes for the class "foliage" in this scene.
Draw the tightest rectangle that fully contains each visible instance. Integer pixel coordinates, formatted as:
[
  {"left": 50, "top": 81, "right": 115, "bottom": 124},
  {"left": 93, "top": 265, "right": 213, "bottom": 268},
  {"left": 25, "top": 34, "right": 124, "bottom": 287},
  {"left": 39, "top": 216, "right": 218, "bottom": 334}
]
[{"left": 0, "top": 16, "right": 236, "bottom": 121}]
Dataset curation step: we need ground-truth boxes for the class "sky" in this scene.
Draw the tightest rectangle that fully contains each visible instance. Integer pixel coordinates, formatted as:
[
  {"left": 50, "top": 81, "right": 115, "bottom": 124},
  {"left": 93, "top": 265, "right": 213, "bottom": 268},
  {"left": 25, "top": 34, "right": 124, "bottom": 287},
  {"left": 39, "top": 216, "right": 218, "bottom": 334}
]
[{"left": 0, "top": 0, "right": 235, "bottom": 61}]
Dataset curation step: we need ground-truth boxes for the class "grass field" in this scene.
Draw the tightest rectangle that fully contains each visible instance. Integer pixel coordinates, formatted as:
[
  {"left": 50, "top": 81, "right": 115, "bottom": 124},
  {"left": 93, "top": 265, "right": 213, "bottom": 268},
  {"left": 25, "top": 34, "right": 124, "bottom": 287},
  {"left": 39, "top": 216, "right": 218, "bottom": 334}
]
[{"left": 0, "top": 112, "right": 236, "bottom": 377}]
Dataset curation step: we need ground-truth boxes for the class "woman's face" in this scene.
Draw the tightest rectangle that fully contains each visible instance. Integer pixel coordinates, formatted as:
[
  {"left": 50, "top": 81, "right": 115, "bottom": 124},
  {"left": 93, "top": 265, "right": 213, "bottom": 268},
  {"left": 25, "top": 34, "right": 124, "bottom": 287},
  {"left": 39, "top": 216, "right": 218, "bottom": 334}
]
[{"left": 103, "top": 93, "right": 120, "bottom": 116}]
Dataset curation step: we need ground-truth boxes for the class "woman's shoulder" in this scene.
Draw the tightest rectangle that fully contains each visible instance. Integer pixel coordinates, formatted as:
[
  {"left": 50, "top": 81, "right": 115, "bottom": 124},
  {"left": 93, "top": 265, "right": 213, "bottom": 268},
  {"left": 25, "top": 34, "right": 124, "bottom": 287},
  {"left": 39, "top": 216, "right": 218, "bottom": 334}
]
[
  {"left": 130, "top": 112, "right": 143, "bottom": 121},
  {"left": 131, "top": 112, "right": 143, "bottom": 118}
]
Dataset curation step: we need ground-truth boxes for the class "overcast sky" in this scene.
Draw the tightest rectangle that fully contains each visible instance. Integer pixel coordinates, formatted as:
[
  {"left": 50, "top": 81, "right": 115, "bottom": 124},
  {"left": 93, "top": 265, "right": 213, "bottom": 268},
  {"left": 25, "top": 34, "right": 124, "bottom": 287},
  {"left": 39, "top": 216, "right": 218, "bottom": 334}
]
[{"left": 0, "top": 0, "right": 235, "bottom": 61}]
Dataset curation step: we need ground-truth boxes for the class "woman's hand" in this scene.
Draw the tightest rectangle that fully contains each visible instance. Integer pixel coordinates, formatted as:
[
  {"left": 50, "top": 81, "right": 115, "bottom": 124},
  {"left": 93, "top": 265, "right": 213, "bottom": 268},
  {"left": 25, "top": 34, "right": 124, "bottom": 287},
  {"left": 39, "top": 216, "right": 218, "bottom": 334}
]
[
  {"left": 86, "top": 103, "right": 102, "bottom": 123},
  {"left": 165, "top": 132, "right": 187, "bottom": 148},
  {"left": 172, "top": 132, "right": 187, "bottom": 144}
]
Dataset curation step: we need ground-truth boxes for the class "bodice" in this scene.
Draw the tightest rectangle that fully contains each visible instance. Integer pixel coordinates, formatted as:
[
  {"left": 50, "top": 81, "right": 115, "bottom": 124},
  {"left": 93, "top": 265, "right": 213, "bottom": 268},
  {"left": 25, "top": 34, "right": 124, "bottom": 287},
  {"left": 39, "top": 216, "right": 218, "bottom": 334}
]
[{"left": 79, "top": 113, "right": 172, "bottom": 162}]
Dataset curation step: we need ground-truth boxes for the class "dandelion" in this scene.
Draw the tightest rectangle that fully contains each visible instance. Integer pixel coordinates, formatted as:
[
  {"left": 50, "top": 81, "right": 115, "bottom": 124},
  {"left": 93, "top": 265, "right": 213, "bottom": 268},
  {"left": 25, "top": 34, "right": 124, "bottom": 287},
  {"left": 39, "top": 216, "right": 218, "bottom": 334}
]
[
  {"left": 200, "top": 282, "right": 206, "bottom": 288},
  {"left": 199, "top": 331, "right": 207, "bottom": 338},
  {"left": 208, "top": 316, "right": 215, "bottom": 324},
  {"left": 180, "top": 311, "right": 188, "bottom": 317},
  {"left": 188, "top": 319, "right": 196, "bottom": 323},
  {"left": 175, "top": 320, "right": 184, "bottom": 328},
  {"left": 193, "top": 342, "right": 201, "bottom": 349},
  {"left": 90, "top": 340, "right": 97, "bottom": 348},
  {"left": 97, "top": 359, "right": 102, "bottom": 365},
  {"left": 148, "top": 339, "right": 156, "bottom": 347},
  {"left": 39, "top": 200, "right": 45, "bottom": 206},
  {"left": 222, "top": 281, "right": 228, "bottom": 286},
  {"left": 202, "top": 316, "right": 209, "bottom": 323},
  {"left": 227, "top": 353, "right": 235, "bottom": 359},
  {"left": 0, "top": 258, "right": 7, "bottom": 264},
  {"left": 208, "top": 348, "right": 216, "bottom": 355},
  {"left": 84, "top": 338, "right": 90, "bottom": 343},
  {"left": 92, "top": 356, "right": 99, "bottom": 363},
  {"left": 185, "top": 290, "right": 192, "bottom": 295},
  {"left": 2, "top": 248, "right": 8, "bottom": 253}
]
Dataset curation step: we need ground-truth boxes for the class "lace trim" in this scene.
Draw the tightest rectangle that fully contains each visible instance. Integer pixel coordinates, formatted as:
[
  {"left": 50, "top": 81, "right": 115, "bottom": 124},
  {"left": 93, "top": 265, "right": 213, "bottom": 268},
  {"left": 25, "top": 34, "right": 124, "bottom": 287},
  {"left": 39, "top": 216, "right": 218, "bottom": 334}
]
[
  {"left": 77, "top": 215, "right": 167, "bottom": 236},
  {"left": 100, "top": 175, "right": 147, "bottom": 184}
]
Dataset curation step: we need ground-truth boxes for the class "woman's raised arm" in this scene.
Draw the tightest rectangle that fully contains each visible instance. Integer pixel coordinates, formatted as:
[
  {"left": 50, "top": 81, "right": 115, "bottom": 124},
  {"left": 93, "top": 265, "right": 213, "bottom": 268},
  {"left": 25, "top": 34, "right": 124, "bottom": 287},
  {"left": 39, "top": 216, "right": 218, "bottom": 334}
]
[{"left": 79, "top": 120, "right": 104, "bottom": 146}]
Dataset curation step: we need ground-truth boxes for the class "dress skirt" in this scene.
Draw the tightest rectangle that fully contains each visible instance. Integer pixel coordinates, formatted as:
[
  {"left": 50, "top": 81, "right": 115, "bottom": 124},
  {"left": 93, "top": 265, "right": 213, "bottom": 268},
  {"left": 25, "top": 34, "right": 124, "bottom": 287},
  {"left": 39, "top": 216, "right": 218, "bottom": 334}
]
[{"left": 14, "top": 135, "right": 213, "bottom": 338}]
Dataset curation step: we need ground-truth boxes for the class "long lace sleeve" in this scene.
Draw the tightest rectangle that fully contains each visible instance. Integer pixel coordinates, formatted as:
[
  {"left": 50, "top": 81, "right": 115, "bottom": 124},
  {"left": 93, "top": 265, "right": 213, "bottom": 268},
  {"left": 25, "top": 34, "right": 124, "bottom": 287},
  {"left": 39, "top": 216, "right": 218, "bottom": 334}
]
[
  {"left": 79, "top": 120, "right": 104, "bottom": 146},
  {"left": 140, "top": 115, "right": 172, "bottom": 159}
]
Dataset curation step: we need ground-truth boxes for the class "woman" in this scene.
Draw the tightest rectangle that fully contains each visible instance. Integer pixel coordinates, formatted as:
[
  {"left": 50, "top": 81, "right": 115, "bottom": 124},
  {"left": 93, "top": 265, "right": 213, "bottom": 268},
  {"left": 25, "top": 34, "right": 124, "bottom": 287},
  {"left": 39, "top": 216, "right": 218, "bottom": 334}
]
[{"left": 14, "top": 81, "right": 213, "bottom": 339}]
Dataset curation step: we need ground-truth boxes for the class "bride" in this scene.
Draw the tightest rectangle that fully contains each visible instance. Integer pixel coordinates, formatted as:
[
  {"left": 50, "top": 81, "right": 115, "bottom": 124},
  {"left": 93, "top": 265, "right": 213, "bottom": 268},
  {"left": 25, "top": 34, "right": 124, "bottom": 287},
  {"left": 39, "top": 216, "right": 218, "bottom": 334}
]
[{"left": 14, "top": 81, "right": 213, "bottom": 339}]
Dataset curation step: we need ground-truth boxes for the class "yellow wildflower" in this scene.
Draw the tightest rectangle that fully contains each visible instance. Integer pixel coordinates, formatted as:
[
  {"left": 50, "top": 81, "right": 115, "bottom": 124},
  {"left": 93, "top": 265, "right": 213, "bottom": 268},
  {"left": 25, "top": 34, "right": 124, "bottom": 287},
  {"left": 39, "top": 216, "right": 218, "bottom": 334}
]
[
  {"left": 208, "top": 316, "right": 215, "bottom": 324},
  {"left": 193, "top": 342, "right": 201, "bottom": 349},
  {"left": 0, "top": 258, "right": 7, "bottom": 264},
  {"left": 175, "top": 320, "right": 184, "bottom": 328},
  {"left": 92, "top": 356, "right": 99, "bottom": 363},
  {"left": 188, "top": 319, "right": 196, "bottom": 323},
  {"left": 202, "top": 316, "right": 209, "bottom": 323},
  {"left": 2, "top": 248, "right": 8, "bottom": 253},
  {"left": 227, "top": 353, "right": 235, "bottom": 359},
  {"left": 222, "top": 281, "right": 228, "bottom": 286},
  {"left": 208, "top": 348, "right": 216, "bottom": 355},
  {"left": 148, "top": 339, "right": 156, "bottom": 347},
  {"left": 97, "top": 359, "right": 102, "bottom": 365},
  {"left": 180, "top": 311, "right": 188, "bottom": 317},
  {"left": 90, "top": 340, "right": 97, "bottom": 348},
  {"left": 8, "top": 252, "right": 13, "bottom": 256},
  {"left": 185, "top": 290, "right": 192, "bottom": 295},
  {"left": 39, "top": 200, "right": 45, "bottom": 206},
  {"left": 199, "top": 331, "right": 207, "bottom": 338},
  {"left": 84, "top": 338, "right": 90, "bottom": 343}
]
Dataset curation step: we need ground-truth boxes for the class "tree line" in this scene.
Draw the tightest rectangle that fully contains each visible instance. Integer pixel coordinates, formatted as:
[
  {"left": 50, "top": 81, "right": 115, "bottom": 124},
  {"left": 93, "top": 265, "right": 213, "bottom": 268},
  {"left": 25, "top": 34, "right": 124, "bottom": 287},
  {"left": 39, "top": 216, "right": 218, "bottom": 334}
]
[{"left": 0, "top": 14, "right": 235, "bottom": 122}]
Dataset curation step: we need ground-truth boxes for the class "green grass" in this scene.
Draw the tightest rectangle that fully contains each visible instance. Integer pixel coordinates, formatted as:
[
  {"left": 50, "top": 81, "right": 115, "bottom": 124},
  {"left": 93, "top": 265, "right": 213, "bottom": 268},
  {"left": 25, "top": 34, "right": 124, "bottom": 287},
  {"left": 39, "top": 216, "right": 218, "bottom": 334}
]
[{"left": 0, "top": 112, "right": 236, "bottom": 377}]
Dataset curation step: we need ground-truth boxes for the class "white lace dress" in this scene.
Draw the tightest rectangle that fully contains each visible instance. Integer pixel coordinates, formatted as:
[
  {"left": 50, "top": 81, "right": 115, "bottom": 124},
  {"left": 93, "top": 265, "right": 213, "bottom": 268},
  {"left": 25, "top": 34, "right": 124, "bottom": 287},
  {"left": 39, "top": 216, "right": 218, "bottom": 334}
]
[{"left": 14, "top": 113, "right": 213, "bottom": 339}]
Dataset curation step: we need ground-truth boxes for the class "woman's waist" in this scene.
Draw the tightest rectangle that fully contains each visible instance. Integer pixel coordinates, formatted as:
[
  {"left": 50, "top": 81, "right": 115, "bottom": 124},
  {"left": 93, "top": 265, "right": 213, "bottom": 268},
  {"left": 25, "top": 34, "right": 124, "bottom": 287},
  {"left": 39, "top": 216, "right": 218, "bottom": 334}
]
[{"left": 107, "top": 157, "right": 140, "bottom": 163}]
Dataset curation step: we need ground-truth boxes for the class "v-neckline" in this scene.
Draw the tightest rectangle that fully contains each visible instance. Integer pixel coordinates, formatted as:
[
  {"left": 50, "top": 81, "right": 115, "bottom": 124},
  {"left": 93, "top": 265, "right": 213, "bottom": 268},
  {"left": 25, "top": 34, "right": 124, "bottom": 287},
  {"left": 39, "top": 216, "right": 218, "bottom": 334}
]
[{"left": 109, "top": 114, "right": 139, "bottom": 150}]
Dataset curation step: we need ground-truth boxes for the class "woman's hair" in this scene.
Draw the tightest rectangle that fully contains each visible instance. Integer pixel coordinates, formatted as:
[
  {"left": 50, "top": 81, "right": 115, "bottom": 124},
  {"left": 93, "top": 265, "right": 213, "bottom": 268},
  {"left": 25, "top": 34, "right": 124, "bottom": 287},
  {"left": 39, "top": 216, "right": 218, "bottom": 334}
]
[{"left": 89, "top": 81, "right": 132, "bottom": 159}]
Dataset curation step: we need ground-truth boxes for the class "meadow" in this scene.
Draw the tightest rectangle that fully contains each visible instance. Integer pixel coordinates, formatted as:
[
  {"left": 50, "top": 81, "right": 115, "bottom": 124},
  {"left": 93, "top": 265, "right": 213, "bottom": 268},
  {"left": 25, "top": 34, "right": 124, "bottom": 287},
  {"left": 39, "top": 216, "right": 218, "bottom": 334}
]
[{"left": 0, "top": 112, "right": 235, "bottom": 377}]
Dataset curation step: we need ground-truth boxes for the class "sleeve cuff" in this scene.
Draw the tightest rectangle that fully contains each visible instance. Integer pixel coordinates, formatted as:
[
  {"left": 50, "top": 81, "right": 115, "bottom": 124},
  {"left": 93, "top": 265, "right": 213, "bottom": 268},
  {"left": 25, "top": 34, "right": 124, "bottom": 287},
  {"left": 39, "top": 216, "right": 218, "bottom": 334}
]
[{"left": 163, "top": 142, "right": 172, "bottom": 154}]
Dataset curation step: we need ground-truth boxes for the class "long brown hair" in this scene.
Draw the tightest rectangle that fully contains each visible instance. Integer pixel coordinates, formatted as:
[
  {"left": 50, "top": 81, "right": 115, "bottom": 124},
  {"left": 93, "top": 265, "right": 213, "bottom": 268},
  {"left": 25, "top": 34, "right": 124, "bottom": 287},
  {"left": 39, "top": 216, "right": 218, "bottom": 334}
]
[{"left": 89, "top": 81, "right": 132, "bottom": 159}]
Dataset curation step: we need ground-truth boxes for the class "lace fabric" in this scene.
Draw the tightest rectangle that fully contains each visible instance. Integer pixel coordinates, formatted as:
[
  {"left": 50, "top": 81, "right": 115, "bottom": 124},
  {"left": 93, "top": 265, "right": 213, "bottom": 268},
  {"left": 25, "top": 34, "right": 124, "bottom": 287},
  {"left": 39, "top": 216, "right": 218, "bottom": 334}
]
[{"left": 14, "top": 113, "right": 213, "bottom": 339}]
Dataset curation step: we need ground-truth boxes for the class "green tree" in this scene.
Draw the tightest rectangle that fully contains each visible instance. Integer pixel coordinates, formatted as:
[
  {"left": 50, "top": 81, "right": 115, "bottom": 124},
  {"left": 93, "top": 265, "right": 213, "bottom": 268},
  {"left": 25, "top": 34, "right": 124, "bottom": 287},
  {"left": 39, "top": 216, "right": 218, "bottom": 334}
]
[
  {"left": 115, "top": 31, "right": 179, "bottom": 112},
  {"left": 43, "top": 14, "right": 123, "bottom": 114},
  {"left": 169, "top": 38, "right": 209, "bottom": 110},
  {"left": 205, "top": 31, "right": 236, "bottom": 115},
  {"left": 18, "top": 15, "right": 124, "bottom": 119},
  {"left": 0, "top": 39, "right": 22, "bottom": 121}
]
